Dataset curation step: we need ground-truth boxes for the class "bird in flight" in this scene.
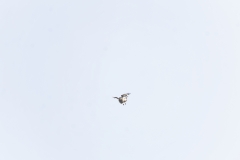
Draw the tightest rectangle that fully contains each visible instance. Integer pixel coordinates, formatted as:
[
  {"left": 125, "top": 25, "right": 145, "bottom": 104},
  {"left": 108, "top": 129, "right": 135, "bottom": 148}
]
[{"left": 113, "top": 93, "right": 131, "bottom": 105}]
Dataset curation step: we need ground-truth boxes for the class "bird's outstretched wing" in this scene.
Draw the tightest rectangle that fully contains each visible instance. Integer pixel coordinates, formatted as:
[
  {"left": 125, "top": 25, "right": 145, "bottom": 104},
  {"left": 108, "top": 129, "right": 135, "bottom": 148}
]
[
  {"left": 121, "top": 93, "right": 130, "bottom": 97},
  {"left": 113, "top": 97, "right": 119, "bottom": 99}
]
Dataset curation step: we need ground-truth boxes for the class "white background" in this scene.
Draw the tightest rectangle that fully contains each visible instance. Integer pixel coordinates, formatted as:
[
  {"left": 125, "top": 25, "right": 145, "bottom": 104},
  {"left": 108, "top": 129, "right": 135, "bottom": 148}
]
[{"left": 0, "top": 0, "right": 240, "bottom": 159}]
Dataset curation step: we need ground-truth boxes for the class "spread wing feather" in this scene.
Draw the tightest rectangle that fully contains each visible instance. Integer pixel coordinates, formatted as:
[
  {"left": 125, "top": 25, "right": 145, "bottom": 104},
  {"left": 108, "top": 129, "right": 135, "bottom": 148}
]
[{"left": 121, "top": 93, "right": 130, "bottom": 97}]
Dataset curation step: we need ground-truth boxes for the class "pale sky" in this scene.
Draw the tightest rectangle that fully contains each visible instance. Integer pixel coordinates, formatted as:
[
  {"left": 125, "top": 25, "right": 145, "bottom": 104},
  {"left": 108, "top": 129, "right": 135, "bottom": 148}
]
[{"left": 0, "top": 0, "right": 240, "bottom": 160}]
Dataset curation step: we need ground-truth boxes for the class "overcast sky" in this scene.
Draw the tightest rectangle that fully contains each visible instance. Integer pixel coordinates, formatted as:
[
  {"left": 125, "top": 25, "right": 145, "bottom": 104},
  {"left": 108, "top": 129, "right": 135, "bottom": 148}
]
[{"left": 0, "top": 0, "right": 240, "bottom": 160}]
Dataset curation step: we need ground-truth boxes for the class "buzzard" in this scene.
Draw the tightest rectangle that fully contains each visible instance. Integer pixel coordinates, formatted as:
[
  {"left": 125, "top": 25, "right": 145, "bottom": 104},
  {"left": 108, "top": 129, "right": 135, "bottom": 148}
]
[{"left": 113, "top": 93, "right": 131, "bottom": 105}]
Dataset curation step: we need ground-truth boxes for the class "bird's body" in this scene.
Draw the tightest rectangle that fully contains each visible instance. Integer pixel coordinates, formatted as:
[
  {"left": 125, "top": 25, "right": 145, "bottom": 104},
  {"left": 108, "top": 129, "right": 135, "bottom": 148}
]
[{"left": 113, "top": 93, "right": 130, "bottom": 105}]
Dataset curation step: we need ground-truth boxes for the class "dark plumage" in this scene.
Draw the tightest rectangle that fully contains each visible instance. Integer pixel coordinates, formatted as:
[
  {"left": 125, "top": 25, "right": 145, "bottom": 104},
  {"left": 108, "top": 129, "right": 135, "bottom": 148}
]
[{"left": 113, "top": 93, "right": 131, "bottom": 105}]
